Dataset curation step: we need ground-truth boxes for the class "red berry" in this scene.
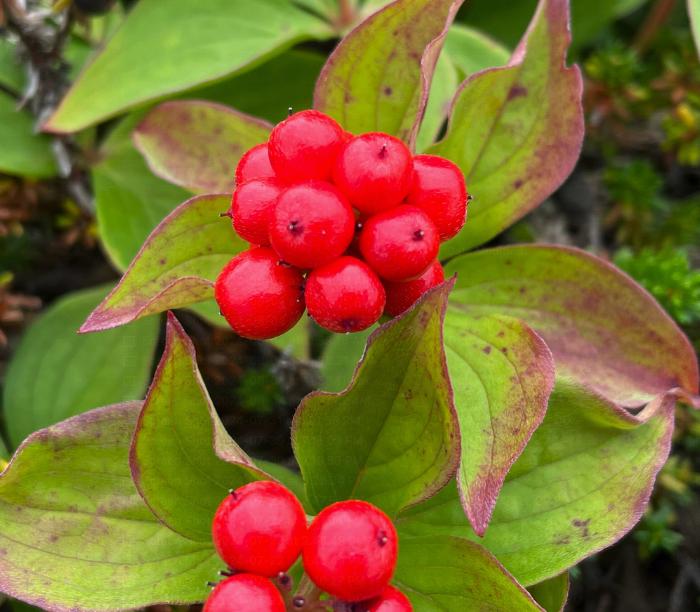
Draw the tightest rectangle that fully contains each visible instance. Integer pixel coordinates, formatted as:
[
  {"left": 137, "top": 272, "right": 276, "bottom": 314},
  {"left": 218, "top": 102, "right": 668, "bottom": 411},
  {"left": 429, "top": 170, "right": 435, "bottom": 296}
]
[
  {"left": 231, "top": 178, "right": 282, "bottom": 246},
  {"left": 333, "top": 133, "right": 413, "bottom": 215},
  {"left": 203, "top": 574, "right": 285, "bottom": 612},
  {"left": 364, "top": 586, "right": 413, "bottom": 611},
  {"left": 212, "top": 481, "right": 307, "bottom": 577},
  {"left": 406, "top": 154, "right": 467, "bottom": 241},
  {"left": 359, "top": 206, "right": 439, "bottom": 282},
  {"left": 215, "top": 248, "right": 304, "bottom": 340},
  {"left": 383, "top": 260, "right": 445, "bottom": 317},
  {"left": 302, "top": 500, "right": 398, "bottom": 602},
  {"left": 235, "top": 143, "right": 275, "bottom": 185},
  {"left": 305, "top": 257, "right": 385, "bottom": 333},
  {"left": 269, "top": 181, "right": 354, "bottom": 269},
  {"left": 268, "top": 110, "right": 344, "bottom": 182}
]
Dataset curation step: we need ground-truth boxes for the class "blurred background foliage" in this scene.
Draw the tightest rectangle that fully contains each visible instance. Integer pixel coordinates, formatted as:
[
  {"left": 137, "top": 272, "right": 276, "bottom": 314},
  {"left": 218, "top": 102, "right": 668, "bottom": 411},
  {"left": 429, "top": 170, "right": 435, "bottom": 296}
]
[{"left": 0, "top": 0, "right": 699, "bottom": 610}]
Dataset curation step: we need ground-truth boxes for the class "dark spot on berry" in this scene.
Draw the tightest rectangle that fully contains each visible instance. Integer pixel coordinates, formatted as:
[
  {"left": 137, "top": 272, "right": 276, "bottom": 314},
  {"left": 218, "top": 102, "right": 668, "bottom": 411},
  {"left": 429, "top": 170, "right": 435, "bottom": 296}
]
[
  {"left": 413, "top": 229, "right": 425, "bottom": 241},
  {"left": 341, "top": 318, "right": 358, "bottom": 332},
  {"left": 378, "top": 144, "right": 388, "bottom": 159},
  {"left": 377, "top": 530, "right": 389, "bottom": 547},
  {"left": 288, "top": 220, "right": 304, "bottom": 236},
  {"left": 277, "top": 572, "right": 291, "bottom": 587},
  {"left": 228, "top": 490, "right": 238, "bottom": 499},
  {"left": 355, "top": 220, "right": 364, "bottom": 232}
]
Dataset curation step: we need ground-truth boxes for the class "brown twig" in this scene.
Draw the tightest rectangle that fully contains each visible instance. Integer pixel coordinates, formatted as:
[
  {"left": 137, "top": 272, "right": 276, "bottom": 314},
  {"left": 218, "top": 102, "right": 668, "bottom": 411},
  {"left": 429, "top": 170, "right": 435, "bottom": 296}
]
[{"left": 633, "top": 0, "right": 677, "bottom": 54}]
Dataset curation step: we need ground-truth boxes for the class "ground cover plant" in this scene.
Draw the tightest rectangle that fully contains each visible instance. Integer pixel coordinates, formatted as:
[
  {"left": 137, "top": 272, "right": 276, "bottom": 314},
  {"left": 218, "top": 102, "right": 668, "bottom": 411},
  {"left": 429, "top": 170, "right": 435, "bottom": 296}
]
[{"left": 0, "top": 0, "right": 699, "bottom": 610}]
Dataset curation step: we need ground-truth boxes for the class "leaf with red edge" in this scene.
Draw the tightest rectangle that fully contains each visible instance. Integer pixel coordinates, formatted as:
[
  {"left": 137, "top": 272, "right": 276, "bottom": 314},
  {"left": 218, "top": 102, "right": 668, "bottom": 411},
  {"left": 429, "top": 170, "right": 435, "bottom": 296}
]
[
  {"left": 314, "top": 0, "right": 464, "bottom": 148},
  {"left": 81, "top": 194, "right": 245, "bottom": 333},
  {"left": 446, "top": 245, "right": 699, "bottom": 407},
  {"left": 444, "top": 309, "right": 555, "bottom": 536},
  {"left": 133, "top": 101, "right": 271, "bottom": 194},
  {"left": 0, "top": 403, "right": 220, "bottom": 611},
  {"left": 292, "top": 282, "right": 460, "bottom": 517},
  {"left": 397, "top": 379, "right": 677, "bottom": 586},
  {"left": 432, "top": 0, "right": 584, "bottom": 256},
  {"left": 131, "top": 313, "right": 267, "bottom": 541}
]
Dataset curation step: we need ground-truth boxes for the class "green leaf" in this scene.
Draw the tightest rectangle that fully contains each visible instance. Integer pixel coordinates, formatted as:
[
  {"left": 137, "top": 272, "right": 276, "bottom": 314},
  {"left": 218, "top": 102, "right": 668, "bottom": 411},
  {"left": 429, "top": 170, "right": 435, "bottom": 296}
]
[
  {"left": 0, "top": 403, "right": 219, "bottom": 611},
  {"left": 94, "top": 114, "right": 191, "bottom": 270},
  {"left": 397, "top": 380, "right": 676, "bottom": 586},
  {"left": 0, "top": 39, "right": 24, "bottom": 92},
  {"left": 432, "top": 0, "right": 584, "bottom": 255},
  {"left": 460, "top": 0, "right": 648, "bottom": 52},
  {"left": 444, "top": 309, "right": 554, "bottom": 535},
  {"left": 255, "top": 459, "right": 310, "bottom": 511},
  {"left": 3, "top": 286, "right": 158, "bottom": 447},
  {"left": 446, "top": 245, "right": 699, "bottom": 406},
  {"left": 415, "top": 51, "right": 458, "bottom": 152},
  {"left": 314, "top": 0, "right": 463, "bottom": 148},
  {"left": 444, "top": 23, "right": 510, "bottom": 79},
  {"left": 191, "top": 49, "right": 325, "bottom": 124},
  {"left": 0, "top": 93, "right": 57, "bottom": 178},
  {"left": 320, "top": 327, "right": 372, "bottom": 391},
  {"left": 131, "top": 313, "right": 266, "bottom": 541},
  {"left": 528, "top": 573, "right": 569, "bottom": 612},
  {"left": 83, "top": 194, "right": 245, "bottom": 332},
  {"left": 44, "top": 0, "right": 330, "bottom": 133},
  {"left": 292, "top": 283, "right": 459, "bottom": 517},
  {"left": 133, "top": 101, "right": 271, "bottom": 193},
  {"left": 395, "top": 535, "right": 542, "bottom": 610},
  {"left": 690, "top": 0, "right": 700, "bottom": 58}
]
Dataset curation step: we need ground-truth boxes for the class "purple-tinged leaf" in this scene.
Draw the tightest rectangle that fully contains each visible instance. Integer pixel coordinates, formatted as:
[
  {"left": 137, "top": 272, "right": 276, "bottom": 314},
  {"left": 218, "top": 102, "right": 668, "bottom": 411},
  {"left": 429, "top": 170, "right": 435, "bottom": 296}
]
[
  {"left": 0, "top": 403, "right": 220, "bottom": 611},
  {"left": 444, "top": 309, "right": 555, "bottom": 536},
  {"left": 292, "top": 282, "right": 460, "bottom": 517},
  {"left": 398, "top": 380, "right": 677, "bottom": 586},
  {"left": 81, "top": 194, "right": 245, "bottom": 333},
  {"left": 447, "top": 245, "right": 699, "bottom": 407},
  {"left": 314, "top": 0, "right": 464, "bottom": 148},
  {"left": 133, "top": 101, "right": 271, "bottom": 193},
  {"left": 433, "top": 0, "right": 584, "bottom": 256},
  {"left": 131, "top": 313, "right": 267, "bottom": 541}
]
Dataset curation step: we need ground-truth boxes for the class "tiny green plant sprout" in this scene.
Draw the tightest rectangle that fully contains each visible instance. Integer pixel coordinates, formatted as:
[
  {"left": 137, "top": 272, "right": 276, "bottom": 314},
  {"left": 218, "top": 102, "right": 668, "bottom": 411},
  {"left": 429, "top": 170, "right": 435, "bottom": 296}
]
[{"left": 0, "top": 1, "right": 699, "bottom": 611}]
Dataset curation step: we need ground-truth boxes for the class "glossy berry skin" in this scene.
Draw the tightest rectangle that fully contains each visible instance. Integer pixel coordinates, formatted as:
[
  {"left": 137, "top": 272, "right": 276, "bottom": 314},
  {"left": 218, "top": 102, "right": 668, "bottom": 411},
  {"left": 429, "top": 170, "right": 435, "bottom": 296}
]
[
  {"left": 212, "top": 481, "right": 307, "bottom": 577},
  {"left": 384, "top": 260, "right": 444, "bottom": 317},
  {"left": 269, "top": 110, "right": 345, "bottom": 182},
  {"left": 269, "top": 181, "right": 354, "bottom": 269},
  {"left": 215, "top": 248, "right": 304, "bottom": 340},
  {"left": 203, "top": 574, "right": 285, "bottom": 612},
  {"left": 235, "top": 143, "right": 275, "bottom": 185},
  {"left": 406, "top": 154, "right": 468, "bottom": 241},
  {"left": 231, "top": 178, "right": 282, "bottom": 246},
  {"left": 305, "top": 257, "right": 385, "bottom": 333},
  {"left": 364, "top": 586, "right": 413, "bottom": 612},
  {"left": 303, "top": 500, "right": 398, "bottom": 602},
  {"left": 333, "top": 133, "right": 413, "bottom": 215},
  {"left": 359, "top": 206, "right": 439, "bottom": 282}
]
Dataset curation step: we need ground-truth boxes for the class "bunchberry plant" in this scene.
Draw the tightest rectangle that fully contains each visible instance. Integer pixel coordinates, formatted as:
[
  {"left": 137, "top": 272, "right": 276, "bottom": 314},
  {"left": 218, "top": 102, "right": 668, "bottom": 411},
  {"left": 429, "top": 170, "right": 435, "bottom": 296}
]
[{"left": 0, "top": 1, "right": 698, "bottom": 612}]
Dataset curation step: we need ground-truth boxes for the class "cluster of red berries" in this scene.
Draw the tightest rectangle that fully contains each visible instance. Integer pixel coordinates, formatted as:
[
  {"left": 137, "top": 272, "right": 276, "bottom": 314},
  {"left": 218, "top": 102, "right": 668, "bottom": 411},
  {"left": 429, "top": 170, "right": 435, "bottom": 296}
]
[
  {"left": 215, "top": 110, "right": 468, "bottom": 340},
  {"left": 205, "top": 480, "right": 412, "bottom": 612}
]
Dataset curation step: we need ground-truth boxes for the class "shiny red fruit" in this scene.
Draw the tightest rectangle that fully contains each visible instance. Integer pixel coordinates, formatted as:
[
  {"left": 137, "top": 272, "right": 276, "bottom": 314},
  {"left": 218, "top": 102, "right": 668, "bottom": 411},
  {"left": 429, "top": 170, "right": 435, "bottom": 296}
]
[
  {"left": 231, "top": 178, "right": 282, "bottom": 246},
  {"left": 359, "top": 206, "right": 439, "bottom": 281},
  {"left": 269, "top": 181, "right": 354, "bottom": 269},
  {"left": 333, "top": 133, "right": 413, "bottom": 215},
  {"left": 383, "top": 260, "right": 445, "bottom": 317},
  {"left": 268, "top": 110, "right": 344, "bottom": 182},
  {"left": 305, "top": 257, "right": 385, "bottom": 333},
  {"left": 302, "top": 500, "right": 398, "bottom": 602},
  {"left": 215, "top": 248, "right": 304, "bottom": 340},
  {"left": 212, "top": 480, "right": 307, "bottom": 576},
  {"left": 406, "top": 154, "right": 467, "bottom": 241},
  {"left": 235, "top": 143, "right": 275, "bottom": 185},
  {"left": 364, "top": 586, "right": 413, "bottom": 611},
  {"left": 203, "top": 574, "right": 285, "bottom": 612}
]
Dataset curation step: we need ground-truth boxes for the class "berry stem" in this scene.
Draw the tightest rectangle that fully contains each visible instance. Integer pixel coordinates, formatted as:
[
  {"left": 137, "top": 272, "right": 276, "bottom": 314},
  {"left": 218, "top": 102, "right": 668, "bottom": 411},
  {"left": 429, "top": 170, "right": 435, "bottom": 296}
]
[{"left": 290, "top": 573, "right": 324, "bottom": 610}]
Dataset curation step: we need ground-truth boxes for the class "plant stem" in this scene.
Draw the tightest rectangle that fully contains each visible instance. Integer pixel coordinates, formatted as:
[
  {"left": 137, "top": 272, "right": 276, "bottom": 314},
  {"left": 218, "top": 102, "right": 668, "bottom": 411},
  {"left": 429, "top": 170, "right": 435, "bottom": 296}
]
[
  {"left": 336, "top": 0, "right": 356, "bottom": 30},
  {"left": 633, "top": 0, "right": 677, "bottom": 53},
  {"left": 290, "top": 573, "right": 325, "bottom": 611}
]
